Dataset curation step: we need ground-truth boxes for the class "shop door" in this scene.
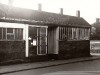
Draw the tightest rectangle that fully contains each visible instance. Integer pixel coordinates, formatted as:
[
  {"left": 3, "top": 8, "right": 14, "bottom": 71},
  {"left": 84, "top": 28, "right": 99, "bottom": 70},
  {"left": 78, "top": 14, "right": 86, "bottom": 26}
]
[{"left": 29, "top": 26, "right": 47, "bottom": 56}]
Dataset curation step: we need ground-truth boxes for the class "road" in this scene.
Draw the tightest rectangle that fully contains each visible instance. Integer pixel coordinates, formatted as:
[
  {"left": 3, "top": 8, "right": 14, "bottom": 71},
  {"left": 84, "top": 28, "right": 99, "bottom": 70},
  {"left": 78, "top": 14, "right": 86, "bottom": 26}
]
[{"left": 2, "top": 59, "right": 100, "bottom": 75}]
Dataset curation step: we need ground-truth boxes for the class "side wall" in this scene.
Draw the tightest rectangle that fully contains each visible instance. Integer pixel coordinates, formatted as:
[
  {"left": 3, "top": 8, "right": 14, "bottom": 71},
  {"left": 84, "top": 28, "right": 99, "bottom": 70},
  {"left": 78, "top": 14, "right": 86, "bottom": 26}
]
[{"left": 59, "top": 40, "right": 90, "bottom": 59}]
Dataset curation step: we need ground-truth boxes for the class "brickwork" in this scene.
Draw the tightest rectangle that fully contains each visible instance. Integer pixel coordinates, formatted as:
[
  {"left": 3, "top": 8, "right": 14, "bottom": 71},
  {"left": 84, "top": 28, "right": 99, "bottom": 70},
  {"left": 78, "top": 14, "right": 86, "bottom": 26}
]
[{"left": 59, "top": 40, "right": 90, "bottom": 59}]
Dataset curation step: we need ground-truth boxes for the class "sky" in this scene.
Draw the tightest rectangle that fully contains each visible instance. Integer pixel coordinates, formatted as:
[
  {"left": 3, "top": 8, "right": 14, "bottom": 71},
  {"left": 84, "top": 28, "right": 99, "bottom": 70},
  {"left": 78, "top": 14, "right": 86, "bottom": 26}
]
[{"left": 0, "top": 0, "right": 100, "bottom": 24}]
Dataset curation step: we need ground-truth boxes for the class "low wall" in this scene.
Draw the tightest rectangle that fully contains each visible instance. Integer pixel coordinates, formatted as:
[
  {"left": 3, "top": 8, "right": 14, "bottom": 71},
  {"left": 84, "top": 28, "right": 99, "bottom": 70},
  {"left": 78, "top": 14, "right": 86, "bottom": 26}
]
[
  {"left": 0, "top": 41, "right": 25, "bottom": 61},
  {"left": 59, "top": 40, "right": 90, "bottom": 59}
]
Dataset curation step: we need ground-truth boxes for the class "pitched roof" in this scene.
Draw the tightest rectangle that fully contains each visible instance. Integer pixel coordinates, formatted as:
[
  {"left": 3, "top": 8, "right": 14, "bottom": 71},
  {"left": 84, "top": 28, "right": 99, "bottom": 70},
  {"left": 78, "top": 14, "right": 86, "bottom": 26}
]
[
  {"left": 92, "top": 23, "right": 100, "bottom": 29},
  {"left": 0, "top": 3, "right": 90, "bottom": 27}
]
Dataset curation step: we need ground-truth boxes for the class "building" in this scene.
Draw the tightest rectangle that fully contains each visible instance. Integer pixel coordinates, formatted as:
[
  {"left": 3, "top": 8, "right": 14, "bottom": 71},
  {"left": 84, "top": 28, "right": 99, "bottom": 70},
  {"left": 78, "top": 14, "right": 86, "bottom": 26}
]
[
  {"left": 0, "top": 3, "right": 91, "bottom": 62},
  {"left": 91, "top": 18, "right": 100, "bottom": 40}
]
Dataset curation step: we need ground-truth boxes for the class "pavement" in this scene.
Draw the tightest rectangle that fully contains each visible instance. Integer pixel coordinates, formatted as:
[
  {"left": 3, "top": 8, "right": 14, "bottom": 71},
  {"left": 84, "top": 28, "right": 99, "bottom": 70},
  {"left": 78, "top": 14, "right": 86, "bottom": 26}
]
[
  {"left": 0, "top": 55, "right": 100, "bottom": 74},
  {"left": 43, "top": 71, "right": 100, "bottom": 75}
]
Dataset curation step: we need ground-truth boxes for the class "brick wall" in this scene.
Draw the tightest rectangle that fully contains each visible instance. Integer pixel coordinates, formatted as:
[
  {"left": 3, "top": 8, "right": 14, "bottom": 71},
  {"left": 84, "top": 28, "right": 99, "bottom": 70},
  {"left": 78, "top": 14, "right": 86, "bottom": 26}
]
[
  {"left": 0, "top": 41, "right": 25, "bottom": 61},
  {"left": 59, "top": 40, "right": 90, "bottom": 59}
]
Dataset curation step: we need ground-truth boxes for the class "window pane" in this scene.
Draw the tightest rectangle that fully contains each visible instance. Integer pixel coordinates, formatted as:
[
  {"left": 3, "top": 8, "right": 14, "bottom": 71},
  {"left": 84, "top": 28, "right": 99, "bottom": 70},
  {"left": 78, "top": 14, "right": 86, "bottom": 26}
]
[
  {"left": 68, "top": 27, "right": 69, "bottom": 39},
  {"left": 76, "top": 28, "right": 78, "bottom": 40},
  {"left": 7, "top": 28, "right": 13, "bottom": 33},
  {"left": 65, "top": 27, "right": 67, "bottom": 39},
  {"left": 40, "top": 36, "right": 46, "bottom": 45},
  {"left": 20, "top": 29, "right": 23, "bottom": 40},
  {"left": 7, "top": 35, "right": 14, "bottom": 40},
  {"left": 38, "top": 45, "right": 46, "bottom": 54},
  {"left": 73, "top": 28, "right": 76, "bottom": 39},
  {"left": 69, "top": 28, "right": 72, "bottom": 40},
  {"left": 59, "top": 27, "right": 61, "bottom": 40},
  {"left": 0, "top": 28, "right": 2, "bottom": 39},
  {"left": 3, "top": 28, "right": 6, "bottom": 39},
  {"left": 15, "top": 28, "right": 23, "bottom": 40},
  {"left": 29, "top": 27, "right": 37, "bottom": 38},
  {"left": 19, "top": 29, "right": 23, "bottom": 40},
  {"left": 7, "top": 28, "right": 15, "bottom": 40},
  {"left": 40, "top": 28, "right": 46, "bottom": 36},
  {"left": 38, "top": 27, "right": 47, "bottom": 55},
  {"left": 15, "top": 28, "right": 17, "bottom": 39},
  {"left": 40, "top": 28, "right": 46, "bottom": 33},
  {"left": 63, "top": 27, "right": 66, "bottom": 40},
  {"left": 15, "top": 28, "right": 18, "bottom": 40},
  {"left": 79, "top": 28, "right": 82, "bottom": 39}
]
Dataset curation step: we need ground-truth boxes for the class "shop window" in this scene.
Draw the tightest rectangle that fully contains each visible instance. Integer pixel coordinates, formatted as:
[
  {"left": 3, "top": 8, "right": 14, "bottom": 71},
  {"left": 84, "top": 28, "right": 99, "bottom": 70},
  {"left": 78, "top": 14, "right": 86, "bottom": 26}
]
[
  {"left": 59, "top": 27, "right": 68, "bottom": 40},
  {"left": 59, "top": 27, "right": 90, "bottom": 41},
  {"left": 3, "top": 28, "right": 6, "bottom": 40},
  {"left": 0, "top": 28, "right": 23, "bottom": 41},
  {"left": 37, "top": 27, "right": 47, "bottom": 55}
]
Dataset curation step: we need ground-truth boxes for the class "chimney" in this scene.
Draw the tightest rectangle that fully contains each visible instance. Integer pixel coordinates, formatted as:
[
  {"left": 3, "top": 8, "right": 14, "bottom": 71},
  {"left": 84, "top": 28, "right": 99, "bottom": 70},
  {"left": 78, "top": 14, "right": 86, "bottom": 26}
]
[
  {"left": 60, "top": 8, "right": 63, "bottom": 15},
  {"left": 8, "top": 0, "right": 13, "bottom": 6},
  {"left": 76, "top": 10, "right": 80, "bottom": 17},
  {"left": 96, "top": 18, "right": 99, "bottom": 24},
  {"left": 38, "top": 3, "right": 42, "bottom": 11}
]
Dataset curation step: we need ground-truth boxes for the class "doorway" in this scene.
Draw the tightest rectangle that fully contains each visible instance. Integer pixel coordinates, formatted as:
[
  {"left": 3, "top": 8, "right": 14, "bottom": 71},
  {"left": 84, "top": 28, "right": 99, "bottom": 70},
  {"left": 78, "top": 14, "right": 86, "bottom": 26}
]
[{"left": 28, "top": 26, "right": 47, "bottom": 56}]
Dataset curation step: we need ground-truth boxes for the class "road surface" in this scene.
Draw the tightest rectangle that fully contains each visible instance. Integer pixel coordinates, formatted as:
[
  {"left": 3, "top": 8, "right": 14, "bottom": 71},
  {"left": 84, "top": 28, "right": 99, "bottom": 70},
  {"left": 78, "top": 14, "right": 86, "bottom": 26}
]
[{"left": 2, "top": 59, "right": 100, "bottom": 75}]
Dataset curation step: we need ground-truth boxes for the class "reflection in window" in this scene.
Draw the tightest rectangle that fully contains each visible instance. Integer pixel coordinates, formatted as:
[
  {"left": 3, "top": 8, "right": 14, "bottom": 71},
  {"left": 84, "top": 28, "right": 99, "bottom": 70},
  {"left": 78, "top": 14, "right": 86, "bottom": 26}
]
[{"left": 0, "top": 28, "right": 23, "bottom": 40}]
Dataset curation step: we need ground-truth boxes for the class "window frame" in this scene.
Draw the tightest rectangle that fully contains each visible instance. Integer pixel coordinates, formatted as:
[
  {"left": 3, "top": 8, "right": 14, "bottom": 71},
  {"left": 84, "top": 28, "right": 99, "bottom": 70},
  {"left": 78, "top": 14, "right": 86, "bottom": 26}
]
[
  {"left": 59, "top": 26, "right": 90, "bottom": 41},
  {"left": 6, "top": 28, "right": 15, "bottom": 40}
]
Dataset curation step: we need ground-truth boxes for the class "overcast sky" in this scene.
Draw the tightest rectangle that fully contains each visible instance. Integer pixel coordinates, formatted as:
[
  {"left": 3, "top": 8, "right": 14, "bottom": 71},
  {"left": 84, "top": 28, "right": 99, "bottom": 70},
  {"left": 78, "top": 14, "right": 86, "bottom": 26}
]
[{"left": 0, "top": 0, "right": 100, "bottom": 24}]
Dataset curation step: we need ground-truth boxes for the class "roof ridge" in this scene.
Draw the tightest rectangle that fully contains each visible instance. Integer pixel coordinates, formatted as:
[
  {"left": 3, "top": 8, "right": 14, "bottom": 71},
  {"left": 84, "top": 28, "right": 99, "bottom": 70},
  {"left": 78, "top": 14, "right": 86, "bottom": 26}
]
[{"left": 0, "top": 3, "right": 80, "bottom": 18}]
